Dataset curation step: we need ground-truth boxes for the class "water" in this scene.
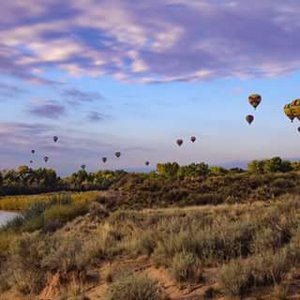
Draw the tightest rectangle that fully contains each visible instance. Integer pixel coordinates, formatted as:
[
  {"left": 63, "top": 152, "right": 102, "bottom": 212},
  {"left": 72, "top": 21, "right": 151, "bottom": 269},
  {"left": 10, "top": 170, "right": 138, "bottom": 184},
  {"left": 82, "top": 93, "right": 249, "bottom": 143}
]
[{"left": 0, "top": 211, "right": 20, "bottom": 228}]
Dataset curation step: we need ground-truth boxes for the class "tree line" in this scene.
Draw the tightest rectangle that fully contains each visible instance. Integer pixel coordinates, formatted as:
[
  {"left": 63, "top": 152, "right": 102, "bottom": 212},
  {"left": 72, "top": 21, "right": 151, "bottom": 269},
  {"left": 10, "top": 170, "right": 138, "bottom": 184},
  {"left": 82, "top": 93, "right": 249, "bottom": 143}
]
[{"left": 0, "top": 157, "right": 299, "bottom": 196}]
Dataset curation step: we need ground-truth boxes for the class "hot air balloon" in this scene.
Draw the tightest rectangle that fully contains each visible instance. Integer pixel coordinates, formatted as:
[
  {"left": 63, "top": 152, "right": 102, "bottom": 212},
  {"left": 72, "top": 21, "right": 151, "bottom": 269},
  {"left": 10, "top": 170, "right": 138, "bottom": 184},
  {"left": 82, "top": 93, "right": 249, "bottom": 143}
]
[
  {"left": 248, "top": 94, "right": 262, "bottom": 109},
  {"left": 176, "top": 139, "right": 183, "bottom": 146},
  {"left": 81, "top": 164, "right": 86, "bottom": 170},
  {"left": 53, "top": 136, "right": 58, "bottom": 143},
  {"left": 102, "top": 157, "right": 107, "bottom": 163},
  {"left": 298, "top": 127, "right": 300, "bottom": 132},
  {"left": 290, "top": 99, "right": 300, "bottom": 120},
  {"left": 190, "top": 136, "right": 196, "bottom": 143},
  {"left": 284, "top": 103, "right": 296, "bottom": 122},
  {"left": 44, "top": 156, "right": 49, "bottom": 163},
  {"left": 30, "top": 160, "right": 33, "bottom": 164},
  {"left": 115, "top": 152, "right": 121, "bottom": 158},
  {"left": 246, "top": 115, "right": 254, "bottom": 125},
  {"left": 145, "top": 161, "right": 150, "bottom": 166},
  {"left": 31, "top": 150, "right": 35, "bottom": 154}
]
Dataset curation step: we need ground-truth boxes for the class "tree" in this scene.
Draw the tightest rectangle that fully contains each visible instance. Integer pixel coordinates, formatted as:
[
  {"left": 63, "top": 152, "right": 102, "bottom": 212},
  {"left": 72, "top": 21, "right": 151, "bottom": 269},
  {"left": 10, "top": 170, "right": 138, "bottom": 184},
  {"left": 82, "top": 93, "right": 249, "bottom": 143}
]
[
  {"left": 156, "top": 162, "right": 180, "bottom": 177},
  {"left": 17, "top": 165, "right": 31, "bottom": 184},
  {"left": 263, "top": 157, "right": 283, "bottom": 173},
  {"left": 248, "top": 160, "right": 265, "bottom": 174},
  {"left": 209, "top": 166, "right": 228, "bottom": 176},
  {"left": 177, "top": 163, "right": 210, "bottom": 177}
]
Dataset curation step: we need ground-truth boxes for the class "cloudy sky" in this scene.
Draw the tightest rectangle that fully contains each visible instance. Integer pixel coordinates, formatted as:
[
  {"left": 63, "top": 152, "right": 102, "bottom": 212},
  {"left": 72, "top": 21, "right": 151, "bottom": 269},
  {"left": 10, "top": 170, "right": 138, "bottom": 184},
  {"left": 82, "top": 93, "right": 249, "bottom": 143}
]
[{"left": 1, "top": 0, "right": 300, "bottom": 175}]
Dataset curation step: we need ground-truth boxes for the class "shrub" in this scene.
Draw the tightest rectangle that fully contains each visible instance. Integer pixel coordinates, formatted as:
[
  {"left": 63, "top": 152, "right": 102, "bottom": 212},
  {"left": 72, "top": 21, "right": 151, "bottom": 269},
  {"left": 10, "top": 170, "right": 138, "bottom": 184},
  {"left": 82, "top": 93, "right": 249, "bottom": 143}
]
[
  {"left": 0, "top": 232, "right": 16, "bottom": 256},
  {"left": 42, "top": 236, "right": 88, "bottom": 274},
  {"left": 9, "top": 233, "right": 48, "bottom": 294},
  {"left": 136, "top": 231, "right": 157, "bottom": 256},
  {"left": 252, "top": 249, "right": 291, "bottom": 286},
  {"left": 252, "top": 228, "right": 284, "bottom": 254},
  {"left": 106, "top": 273, "right": 163, "bottom": 300},
  {"left": 271, "top": 178, "right": 295, "bottom": 190},
  {"left": 22, "top": 215, "right": 44, "bottom": 232},
  {"left": 219, "top": 260, "right": 252, "bottom": 297},
  {"left": 170, "top": 251, "right": 202, "bottom": 283},
  {"left": 88, "top": 202, "right": 109, "bottom": 218},
  {"left": 23, "top": 202, "right": 46, "bottom": 220},
  {"left": 43, "top": 204, "right": 87, "bottom": 225},
  {"left": 81, "top": 223, "right": 125, "bottom": 262}
]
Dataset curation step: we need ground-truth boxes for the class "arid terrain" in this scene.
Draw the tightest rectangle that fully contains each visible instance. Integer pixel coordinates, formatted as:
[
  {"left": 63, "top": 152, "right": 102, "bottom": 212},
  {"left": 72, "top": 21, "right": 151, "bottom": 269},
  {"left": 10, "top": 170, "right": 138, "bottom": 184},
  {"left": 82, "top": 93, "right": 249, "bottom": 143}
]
[{"left": 1, "top": 159, "right": 300, "bottom": 299}]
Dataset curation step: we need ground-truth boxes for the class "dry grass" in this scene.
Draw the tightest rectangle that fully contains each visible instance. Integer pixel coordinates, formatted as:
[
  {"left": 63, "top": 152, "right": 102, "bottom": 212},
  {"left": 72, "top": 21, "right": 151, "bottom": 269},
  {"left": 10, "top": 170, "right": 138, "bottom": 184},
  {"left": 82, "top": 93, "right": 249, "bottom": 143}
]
[
  {"left": 2, "top": 194, "right": 300, "bottom": 298},
  {"left": 106, "top": 273, "right": 164, "bottom": 300},
  {"left": 0, "top": 191, "right": 101, "bottom": 211}
]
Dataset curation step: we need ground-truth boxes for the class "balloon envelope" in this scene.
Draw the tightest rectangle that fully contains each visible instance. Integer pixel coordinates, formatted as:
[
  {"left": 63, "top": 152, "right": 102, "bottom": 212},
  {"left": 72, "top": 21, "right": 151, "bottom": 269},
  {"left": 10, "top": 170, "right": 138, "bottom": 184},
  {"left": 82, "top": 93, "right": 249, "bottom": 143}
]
[
  {"left": 102, "top": 157, "right": 107, "bottom": 163},
  {"left": 81, "top": 164, "right": 86, "bottom": 170},
  {"left": 290, "top": 99, "right": 300, "bottom": 119},
  {"left": 284, "top": 103, "right": 295, "bottom": 122},
  {"left": 145, "top": 161, "right": 150, "bottom": 166},
  {"left": 43, "top": 156, "right": 49, "bottom": 163},
  {"left": 190, "top": 136, "right": 196, "bottom": 143},
  {"left": 246, "top": 115, "right": 254, "bottom": 125},
  {"left": 53, "top": 136, "right": 58, "bottom": 143},
  {"left": 248, "top": 94, "right": 262, "bottom": 109},
  {"left": 31, "top": 150, "right": 35, "bottom": 154},
  {"left": 115, "top": 152, "right": 121, "bottom": 158},
  {"left": 176, "top": 139, "right": 183, "bottom": 146}
]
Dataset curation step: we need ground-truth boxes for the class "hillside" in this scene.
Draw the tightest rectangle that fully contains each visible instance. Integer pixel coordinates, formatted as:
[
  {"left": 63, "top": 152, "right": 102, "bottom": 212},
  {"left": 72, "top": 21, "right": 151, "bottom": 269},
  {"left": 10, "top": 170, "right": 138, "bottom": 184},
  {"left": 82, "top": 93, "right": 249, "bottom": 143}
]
[{"left": 1, "top": 164, "right": 300, "bottom": 299}]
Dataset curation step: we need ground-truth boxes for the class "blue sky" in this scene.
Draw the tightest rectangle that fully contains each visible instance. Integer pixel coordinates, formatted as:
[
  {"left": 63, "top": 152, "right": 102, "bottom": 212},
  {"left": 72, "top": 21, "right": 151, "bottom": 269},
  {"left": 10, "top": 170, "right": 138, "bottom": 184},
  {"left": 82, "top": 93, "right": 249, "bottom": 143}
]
[{"left": 1, "top": 0, "right": 300, "bottom": 175}]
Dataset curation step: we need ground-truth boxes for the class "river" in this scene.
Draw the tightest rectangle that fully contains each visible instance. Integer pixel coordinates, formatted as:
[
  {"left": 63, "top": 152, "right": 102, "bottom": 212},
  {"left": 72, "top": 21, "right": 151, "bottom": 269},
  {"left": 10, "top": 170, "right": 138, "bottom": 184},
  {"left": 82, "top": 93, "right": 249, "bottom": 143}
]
[{"left": 0, "top": 211, "right": 20, "bottom": 228}]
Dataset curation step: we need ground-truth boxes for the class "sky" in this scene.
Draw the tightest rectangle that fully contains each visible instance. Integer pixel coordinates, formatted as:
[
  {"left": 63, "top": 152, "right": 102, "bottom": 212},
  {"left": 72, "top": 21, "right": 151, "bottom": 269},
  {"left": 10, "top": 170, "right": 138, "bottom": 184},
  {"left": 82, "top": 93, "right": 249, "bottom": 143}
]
[{"left": 1, "top": 0, "right": 300, "bottom": 175}]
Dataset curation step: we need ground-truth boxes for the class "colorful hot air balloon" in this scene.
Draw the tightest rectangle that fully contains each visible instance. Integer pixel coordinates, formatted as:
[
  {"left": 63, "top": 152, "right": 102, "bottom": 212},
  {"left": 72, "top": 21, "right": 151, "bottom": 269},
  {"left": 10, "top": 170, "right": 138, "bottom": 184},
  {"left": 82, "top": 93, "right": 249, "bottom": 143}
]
[
  {"left": 176, "top": 139, "right": 183, "bottom": 146},
  {"left": 284, "top": 104, "right": 295, "bottom": 122},
  {"left": 115, "top": 152, "right": 121, "bottom": 158},
  {"left": 44, "top": 156, "right": 49, "bottom": 163},
  {"left": 248, "top": 94, "right": 262, "bottom": 109},
  {"left": 53, "top": 136, "right": 58, "bottom": 143},
  {"left": 145, "top": 161, "right": 150, "bottom": 166},
  {"left": 31, "top": 150, "right": 35, "bottom": 154},
  {"left": 190, "top": 136, "right": 196, "bottom": 143},
  {"left": 246, "top": 115, "right": 254, "bottom": 125},
  {"left": 81, "top": 164, "right": 86, "bottom": 170},
  {"left": 102, "top": 157, "right": 107, "bottom": 163}
]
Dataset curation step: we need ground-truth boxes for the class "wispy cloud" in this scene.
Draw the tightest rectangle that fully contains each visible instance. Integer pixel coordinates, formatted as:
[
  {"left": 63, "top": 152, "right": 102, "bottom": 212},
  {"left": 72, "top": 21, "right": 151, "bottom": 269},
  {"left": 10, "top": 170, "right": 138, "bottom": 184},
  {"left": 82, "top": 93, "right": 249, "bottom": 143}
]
[
  {"left": 28, "top": 101, "right": 66, "bottom": 119},
  {"left": 0, "top": 122, "right": 56, "bottom": 153},
  {"left": 63, "top": 88, "right": 104, "bottom": 105},
  {"left": 0, "top": 83, "right": 27, "bottom": 99},
  {"left": 87, "top": 111, "right": 107, "bottom": 122},
  {"left": 1, "top": 0, "right": 300, "bottom": 83}
]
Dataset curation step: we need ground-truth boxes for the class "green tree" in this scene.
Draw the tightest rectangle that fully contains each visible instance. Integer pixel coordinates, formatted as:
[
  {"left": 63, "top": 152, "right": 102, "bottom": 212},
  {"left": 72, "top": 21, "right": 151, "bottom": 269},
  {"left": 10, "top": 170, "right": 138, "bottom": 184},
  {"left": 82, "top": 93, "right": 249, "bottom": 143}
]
[
  {"left": 263, "top": 157, "right": 283, "bottom": 173},
  {"left": 177, "top": 163, "right": 210, "bottom": 177},
  {"left": 209, "top": 166, "right": 228, "bottom": 176},
  {"left": 156, "top": 162, "right": 180, "bottom": 177},
  {"left": 248, "top": 160, "right": 265, "bottom": 174}
]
